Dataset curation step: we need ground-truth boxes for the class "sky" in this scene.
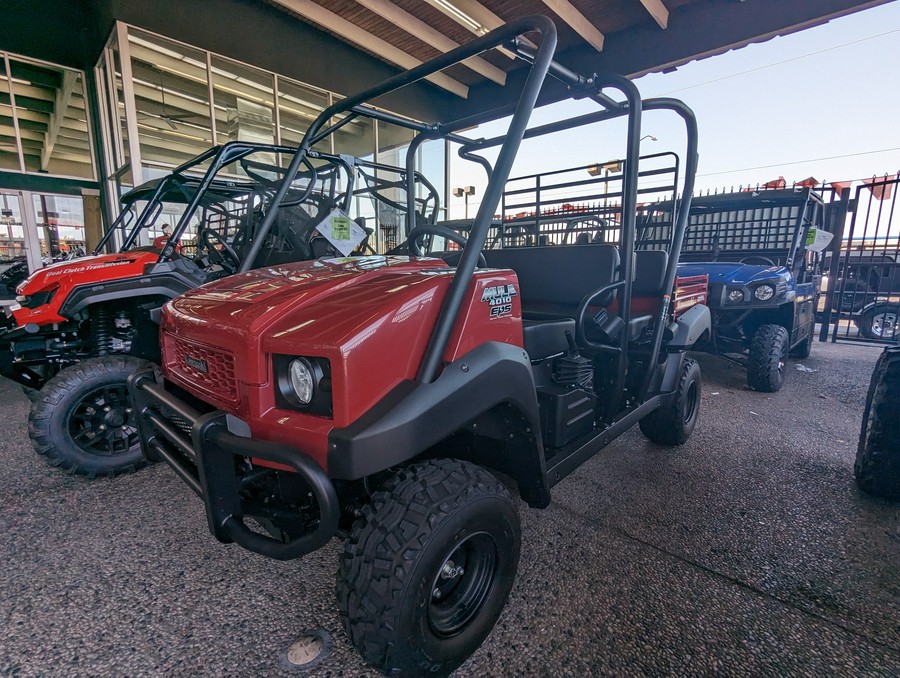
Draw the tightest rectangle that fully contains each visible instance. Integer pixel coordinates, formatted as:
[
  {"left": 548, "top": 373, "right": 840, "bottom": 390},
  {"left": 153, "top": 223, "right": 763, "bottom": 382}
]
[{"left": 447, "top": 0, "right": 900, "bottom": 217}]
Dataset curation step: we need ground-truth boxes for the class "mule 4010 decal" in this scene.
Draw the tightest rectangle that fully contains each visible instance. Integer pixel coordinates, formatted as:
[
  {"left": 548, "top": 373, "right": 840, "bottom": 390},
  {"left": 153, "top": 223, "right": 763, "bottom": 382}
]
[{"left": 481, "top": 283, "right": 518, "bottom": 318}]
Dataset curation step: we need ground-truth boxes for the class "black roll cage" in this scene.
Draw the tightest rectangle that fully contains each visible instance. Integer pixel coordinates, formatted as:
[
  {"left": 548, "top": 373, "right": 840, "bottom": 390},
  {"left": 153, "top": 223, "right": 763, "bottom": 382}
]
[
  {"left": 95, "top": 143, "right": 440, "bottom": 265},
  {"left": 194, "top": 16, "right": 699, "bottom": 404}
]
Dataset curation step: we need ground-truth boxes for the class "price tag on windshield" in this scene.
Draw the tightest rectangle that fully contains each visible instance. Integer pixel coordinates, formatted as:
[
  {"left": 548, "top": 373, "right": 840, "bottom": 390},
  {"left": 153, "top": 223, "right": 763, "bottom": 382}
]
[
  {"left": 319, "top": 209, "right": 366, "bottom": 256},
  {"left": 331, "top": 216, "right": 351, "bottom": 240}
]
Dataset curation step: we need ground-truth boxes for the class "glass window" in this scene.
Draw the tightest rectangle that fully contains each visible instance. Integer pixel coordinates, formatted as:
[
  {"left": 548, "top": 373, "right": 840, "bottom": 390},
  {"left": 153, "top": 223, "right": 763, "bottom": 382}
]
[
  {"left": 110, "top": 43, "right": 131, "bottom": 170},
  {"left": 418, "top": 138, "right": 446, "bottom": 220},
  {"left": 3, "top": 58, "right": 93, "bottom": 179},
  {"left": 0, "top": 58, "right": 22, "bottom": 172},
  {"left": 278, "top": 77, "right": 328, "bottom": 150},
  {"left": 128, "top": 30, "right": 214, "bottom": 168},
  {"left": 32, "top": 194, "right": 86, "bottom": 258},
  {"left": 211, "top": 55, "right": 275, "bottom": 148},
  {"left": 0, "top": 192, "right": 25, "bottom": 259},
  {"left": 333, "top": 115, "right": 375, "bottom": 159},
  {"left": 374, "top": 119, "right": 417, "bottom": 249}
]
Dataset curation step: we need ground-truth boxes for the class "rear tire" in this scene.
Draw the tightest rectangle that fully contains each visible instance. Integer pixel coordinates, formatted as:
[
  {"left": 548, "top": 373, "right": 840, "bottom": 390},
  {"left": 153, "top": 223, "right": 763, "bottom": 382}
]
[
  {"left": 790, "top": 325, "right": 815, "bottom": 359},
  {"left": 855, "top": 348, "right": 900, "bottom": 500},
  {"left": 639, "top": 357, "right": 701, "bottom": 445},
  {"left": 336, "top": 459, "right": 521, "bottom": 676},
  {"left": 858, "top": 305, "right": 900, "bottom": 340},
  {"left": 28, "top": 355, "right": 152, "bottom": 477},
  {"left": 747, "top": 324, "right": 789, "bottom": 392}
]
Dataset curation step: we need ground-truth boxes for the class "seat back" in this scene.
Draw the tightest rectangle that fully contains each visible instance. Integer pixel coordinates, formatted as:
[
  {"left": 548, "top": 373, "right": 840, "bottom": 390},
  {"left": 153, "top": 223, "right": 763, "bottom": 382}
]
[
  {"left": 633, "top": 250, "right": 668, "bottom": 296},
  {"left": 484, "top": 244, "right": 620, "bottom": 311}
]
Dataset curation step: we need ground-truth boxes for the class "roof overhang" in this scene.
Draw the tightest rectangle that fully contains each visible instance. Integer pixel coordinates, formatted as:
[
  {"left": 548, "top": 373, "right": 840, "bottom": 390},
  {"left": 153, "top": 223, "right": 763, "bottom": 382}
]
[{"left": 0, "top": 0, "right": 893, "bottom": 122}]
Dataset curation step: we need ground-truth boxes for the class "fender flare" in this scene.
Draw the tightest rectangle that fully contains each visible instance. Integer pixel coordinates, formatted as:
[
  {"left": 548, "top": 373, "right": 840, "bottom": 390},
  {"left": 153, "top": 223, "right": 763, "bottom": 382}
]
[
  {"left": 667, "top": 304, "right": 711, "bottom": 350},
  {"left": 858, "top": 299, "right": 900, "bottom": 319},
  {"left": 327, "top": 341, "right": 550, "bottom": 505},
  {"left": 58, "top": 272, "right": 199, "bottom": 317}
]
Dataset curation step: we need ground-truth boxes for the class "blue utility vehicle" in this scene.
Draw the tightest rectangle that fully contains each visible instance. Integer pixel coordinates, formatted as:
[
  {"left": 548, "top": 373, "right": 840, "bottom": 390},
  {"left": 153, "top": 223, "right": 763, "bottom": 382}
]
[{"left": 643, "top": 188, "right": 827, "bottom": 392}]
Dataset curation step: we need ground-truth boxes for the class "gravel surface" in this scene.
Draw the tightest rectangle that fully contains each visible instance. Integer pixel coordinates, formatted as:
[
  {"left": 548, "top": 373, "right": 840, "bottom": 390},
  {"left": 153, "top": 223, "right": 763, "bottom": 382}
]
[{"left": 1, "top": 340, "right": 898, "bottom": 677}]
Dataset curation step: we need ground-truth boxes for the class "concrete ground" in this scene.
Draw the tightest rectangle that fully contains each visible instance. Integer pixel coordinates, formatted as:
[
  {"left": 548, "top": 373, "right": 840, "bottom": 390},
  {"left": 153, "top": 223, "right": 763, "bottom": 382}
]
[{"left": 0, "top": 340, "right": 898, "bottom": 677}]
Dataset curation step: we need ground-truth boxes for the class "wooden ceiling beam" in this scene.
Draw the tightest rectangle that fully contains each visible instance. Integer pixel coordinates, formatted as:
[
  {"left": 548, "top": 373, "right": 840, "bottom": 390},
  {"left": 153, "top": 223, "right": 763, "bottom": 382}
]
[
  {"left": 539, "top": 0, "right": 605, "bottom": 51},
  {"left": 638, "top": 0, "right": 669, "bottom": 29},
  {"left": 268, "top": 0, "right": 469, "bottom": 98},
  {"left": 420, "top": 0, "right": 519, "bottom": 59},
  {"left": 353, "top": 0, "right": 506, "bottom": 85}
]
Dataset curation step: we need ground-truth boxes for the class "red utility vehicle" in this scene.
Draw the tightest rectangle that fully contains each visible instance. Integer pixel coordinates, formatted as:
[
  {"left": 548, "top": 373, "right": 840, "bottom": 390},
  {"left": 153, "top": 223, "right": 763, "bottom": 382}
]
[
  {"left": 3, "top": 145, "right": 437, "bottom": 476},
  {"left": 130, "top": 18, "right": 709, "bottom": 675}
]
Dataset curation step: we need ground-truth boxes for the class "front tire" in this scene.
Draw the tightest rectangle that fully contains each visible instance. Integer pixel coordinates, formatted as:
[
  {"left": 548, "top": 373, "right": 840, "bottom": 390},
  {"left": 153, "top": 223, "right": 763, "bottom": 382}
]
[
  {"left": 747, "top": 324, "right": 789, "bottom": 392},
  {"left": 28, "top": 356, "right": 152, "bottom": 477},
  {"left": 639, "top": 356, "right": 701, "bottom": 445},
  {"left": 337, "top": 459, "right": 521, "bottom": 676},
  {"left": 855, "top": 348, "right": 900, "bottom": 500}
]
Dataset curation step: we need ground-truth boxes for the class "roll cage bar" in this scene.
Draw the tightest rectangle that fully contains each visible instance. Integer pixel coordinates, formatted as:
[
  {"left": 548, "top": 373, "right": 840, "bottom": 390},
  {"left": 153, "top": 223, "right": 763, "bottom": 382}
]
[
  {"left": 99, "top": 143, "right": 441, "bottom": 265},
  {"left": 197, "top": 17, "right": 699, "bottom": 405}
]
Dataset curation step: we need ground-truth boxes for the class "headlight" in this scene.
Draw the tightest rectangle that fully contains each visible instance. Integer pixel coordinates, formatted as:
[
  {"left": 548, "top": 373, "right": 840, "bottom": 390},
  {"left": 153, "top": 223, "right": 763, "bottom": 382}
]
[
  {"left": 288, "top": 358, "right": 314, "bottom": 405},
  {"left": 274, "top": 355, "right": 332, "bottom": 413},
  {"left": 727, "top": 288, "right": 745, "bottom": 303},
  {"left": 754, "top": 284, "right": 775, "bottom": 301}
]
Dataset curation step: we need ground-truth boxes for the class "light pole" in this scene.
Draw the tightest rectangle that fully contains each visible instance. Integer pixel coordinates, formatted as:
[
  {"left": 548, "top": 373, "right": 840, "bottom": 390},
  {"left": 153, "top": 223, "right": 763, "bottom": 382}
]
[
  {"left": 587, "top": 161, "right": 623, "bottom": 223},
  {"left": 0, "top": 208, "right": 14, "bottom": 257},
  {"left": 452, "top": 185, "right": 476, "bottom": 219}
]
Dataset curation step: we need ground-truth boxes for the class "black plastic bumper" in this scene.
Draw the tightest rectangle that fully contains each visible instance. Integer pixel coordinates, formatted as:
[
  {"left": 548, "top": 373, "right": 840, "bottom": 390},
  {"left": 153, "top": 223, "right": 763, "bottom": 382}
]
[{"left": 128, "top": 369, "right": 340, "bottom": 560}]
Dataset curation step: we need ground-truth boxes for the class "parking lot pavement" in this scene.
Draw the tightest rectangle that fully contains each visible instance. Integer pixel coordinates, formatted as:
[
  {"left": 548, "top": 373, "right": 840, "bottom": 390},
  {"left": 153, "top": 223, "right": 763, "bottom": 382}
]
[{"left": 1, "top": 340, "right": 898, "bottom": 677}]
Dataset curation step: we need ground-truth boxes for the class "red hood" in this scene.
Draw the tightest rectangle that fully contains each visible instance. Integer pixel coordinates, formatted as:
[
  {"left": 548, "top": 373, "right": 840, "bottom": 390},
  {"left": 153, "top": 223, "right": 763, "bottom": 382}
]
[
  {"left": 164, "top": 256, "right": 451, "bottom": 351},
  {"left": 17, "top": 251, "right": 159, "bottom": 296},
  {"left": 13, "top": 250, "right": 161, "bottom": 326}
]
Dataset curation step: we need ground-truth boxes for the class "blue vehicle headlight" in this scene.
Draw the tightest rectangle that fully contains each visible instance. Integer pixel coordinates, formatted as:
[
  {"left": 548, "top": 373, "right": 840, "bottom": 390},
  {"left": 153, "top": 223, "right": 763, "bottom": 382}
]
[
  {"left": 727, "top": 288, "right": 745, "bottom": 303},
  {"left": 754, "top": 284, "right": 776, "bottom": 301}
]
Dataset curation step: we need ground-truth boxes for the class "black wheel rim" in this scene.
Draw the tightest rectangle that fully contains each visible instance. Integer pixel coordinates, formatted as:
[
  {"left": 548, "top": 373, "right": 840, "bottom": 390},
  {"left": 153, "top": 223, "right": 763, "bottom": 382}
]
[
  {"left": 428, "top": 532, "right": 497, "bottom": 638},
  {"left": 683, "top": 380, "right": 699, "bottom": 426},
  {"left": 68, "top": 383, "right": 139, "bottom": 456}
]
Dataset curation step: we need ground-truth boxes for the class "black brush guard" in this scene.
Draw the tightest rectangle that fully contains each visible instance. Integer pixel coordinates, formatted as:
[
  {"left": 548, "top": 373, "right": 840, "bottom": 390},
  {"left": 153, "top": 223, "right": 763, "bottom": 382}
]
[{"left": 128, "top": 370, "right": 340, "bottom": 560}]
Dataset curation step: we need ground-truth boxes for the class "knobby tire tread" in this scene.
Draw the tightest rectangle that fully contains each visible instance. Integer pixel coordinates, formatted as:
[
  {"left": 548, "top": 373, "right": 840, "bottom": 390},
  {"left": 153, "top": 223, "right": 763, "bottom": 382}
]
[
  {"left": 747, "top": 324, "right": 789, "bottom": 392},
  {"left": 336, "top": 459, "right": 516, "bottom": 674},
  {"left": 28, "top": 355, "right": 151, "bottom": 478},
  {"left": 855, "top": 349, "right": 900, "bottom": 500}
]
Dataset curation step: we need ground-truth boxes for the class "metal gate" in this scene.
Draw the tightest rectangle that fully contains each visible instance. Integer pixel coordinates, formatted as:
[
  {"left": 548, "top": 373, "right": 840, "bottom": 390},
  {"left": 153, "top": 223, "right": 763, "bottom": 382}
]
[{"left": 818, "top": 173, "right": 900, "bottom": 344}]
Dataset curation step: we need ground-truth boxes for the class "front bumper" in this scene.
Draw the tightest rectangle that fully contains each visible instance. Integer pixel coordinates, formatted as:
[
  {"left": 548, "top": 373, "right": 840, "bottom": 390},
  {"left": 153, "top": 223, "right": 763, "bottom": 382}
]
[{"left": 128, "top": 368, "right": 339, "bottom": 560}]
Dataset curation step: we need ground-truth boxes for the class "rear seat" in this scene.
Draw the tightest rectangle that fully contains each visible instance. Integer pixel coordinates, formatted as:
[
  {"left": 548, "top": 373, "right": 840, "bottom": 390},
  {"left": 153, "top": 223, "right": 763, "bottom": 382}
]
[
  {"left": 483, "top": 245, "right": 669, "bottom": 357},
  {"left": 483, "top": 244, "right": 620, "bottom": 319},
  {"left": 484, "top": 245, "right": 619, "bottom": 358},
  {"left": 627, "top": 249, "right": 668, "bottom": 341}
]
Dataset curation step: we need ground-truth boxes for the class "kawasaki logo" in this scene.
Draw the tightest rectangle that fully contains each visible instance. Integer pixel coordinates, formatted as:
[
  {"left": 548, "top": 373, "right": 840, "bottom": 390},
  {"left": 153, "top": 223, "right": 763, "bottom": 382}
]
[
  {"left": 185, "top": 354, "right": 209, "bottom": 374},
  {"left": 481, "top": 284, "right": 517, "bottom": 319}
]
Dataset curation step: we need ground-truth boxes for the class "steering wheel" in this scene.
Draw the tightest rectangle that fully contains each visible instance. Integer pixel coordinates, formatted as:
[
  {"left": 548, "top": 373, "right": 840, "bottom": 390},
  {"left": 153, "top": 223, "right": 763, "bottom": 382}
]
[
  {"left": 406, "top": 223, "right": 486, "bottom": 267},
  {"left": 740, "top": 255, "right": 776, "bottom": 266},
  {"left": 199, "top": 228, "right": 240, "bottom": 273}
]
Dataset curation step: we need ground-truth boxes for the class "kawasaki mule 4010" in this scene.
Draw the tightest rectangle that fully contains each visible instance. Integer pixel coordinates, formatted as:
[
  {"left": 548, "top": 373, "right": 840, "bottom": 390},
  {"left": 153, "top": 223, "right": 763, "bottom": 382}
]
[
  {"left": 130, "top": 17, "right": 709, "bottom": 675},
  {"left": 5, "top": 144, "right": 438, "bottom": 476}
]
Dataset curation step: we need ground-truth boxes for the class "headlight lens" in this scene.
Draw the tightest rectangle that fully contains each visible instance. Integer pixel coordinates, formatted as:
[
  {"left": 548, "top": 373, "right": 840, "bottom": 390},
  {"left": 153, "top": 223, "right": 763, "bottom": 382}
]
[
  {"left": 727, "top": 288, "right": 745, "bottom": 303},
  {"left": 275, "top": 355, "right": 331, "bottom": 413},
  {"left": 754, "top": 284, "right": 776, "bottom": 301},
  {"left": 288, "top": 358, "right": 314, "bottom": 405}
]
